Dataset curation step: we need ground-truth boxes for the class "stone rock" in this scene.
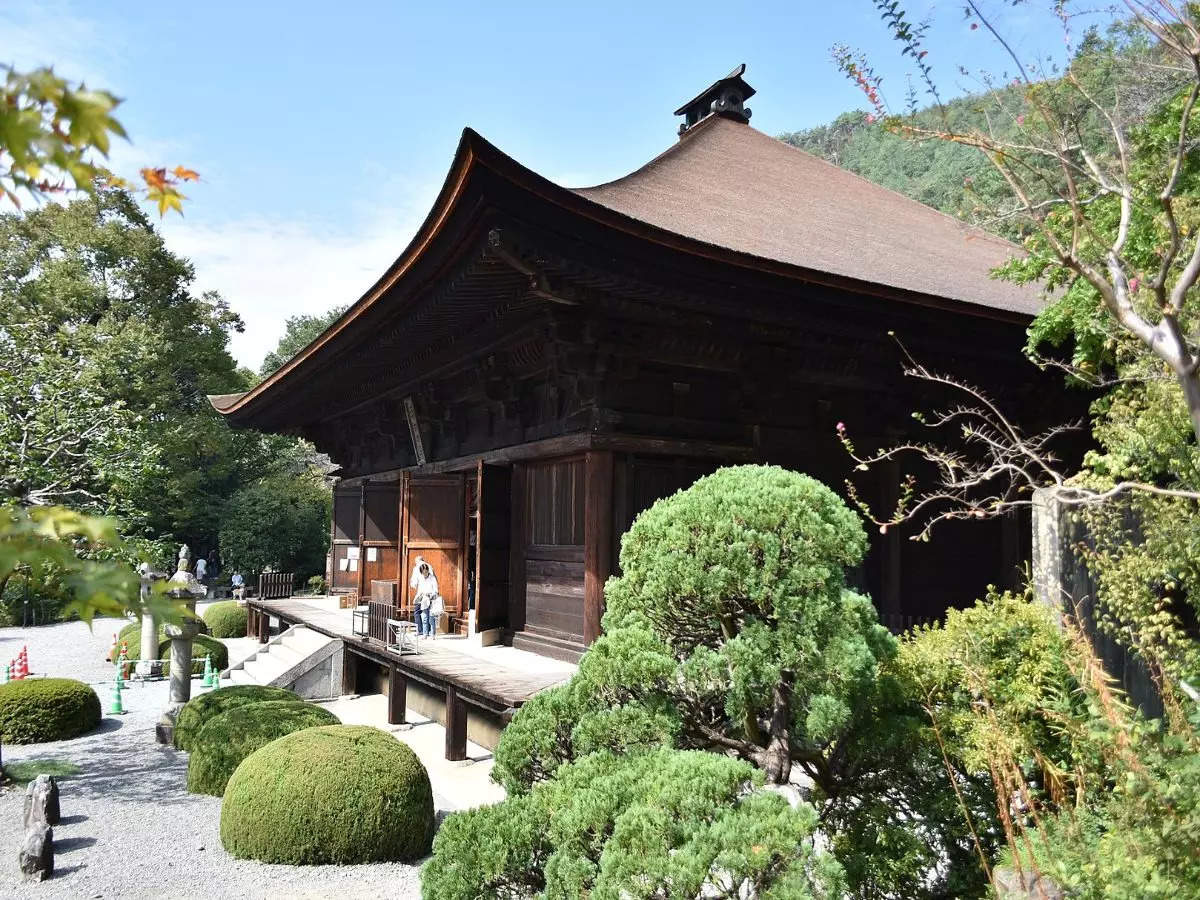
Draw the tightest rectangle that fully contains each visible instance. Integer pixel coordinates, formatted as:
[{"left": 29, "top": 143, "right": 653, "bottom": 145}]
[
  {"left": 19, "top": 823, "right": 53, "bottom": 882},
  {"left": 993, "top": 865, "right": 1064, "bottom": 900},
  {"left": 23, "top": 775, "right": 60, "bottom": 828}
]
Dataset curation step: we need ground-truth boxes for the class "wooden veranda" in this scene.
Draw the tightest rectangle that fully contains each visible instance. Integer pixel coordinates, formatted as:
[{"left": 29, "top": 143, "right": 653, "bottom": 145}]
[{"left": 247, "top": 597, "right": 573, "bottom": 759}]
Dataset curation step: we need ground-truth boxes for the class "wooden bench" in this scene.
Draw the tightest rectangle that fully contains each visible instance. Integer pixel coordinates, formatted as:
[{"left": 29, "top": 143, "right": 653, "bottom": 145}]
[{"left": 258, "top": 571, "right": 295, "bottom": 600}]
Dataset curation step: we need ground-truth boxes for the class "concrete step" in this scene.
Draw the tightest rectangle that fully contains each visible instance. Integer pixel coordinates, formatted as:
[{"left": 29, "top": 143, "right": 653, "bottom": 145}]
[
  {"left": 245, "top": 654, "right": 294, "bottom": 683},
  {"left": 219, "top": 623, "right": 343, "bottom": 700},
  {"left": 227, "top": 668, "right": 256, "bottom": 686},
  {"left": 260, "top": 643, "right": 303, "bottom": 668}
]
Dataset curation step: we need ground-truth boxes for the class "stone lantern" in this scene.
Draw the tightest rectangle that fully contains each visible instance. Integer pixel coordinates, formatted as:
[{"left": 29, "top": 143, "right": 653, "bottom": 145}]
[{"left": 155, "top": 545, "right": 206, "bottom": 745}]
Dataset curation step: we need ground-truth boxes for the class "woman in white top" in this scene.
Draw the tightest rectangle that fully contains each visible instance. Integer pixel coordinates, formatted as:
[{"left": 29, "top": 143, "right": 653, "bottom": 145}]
[{"left": 409, "top": 557, "right": 439, "bottom": 637}]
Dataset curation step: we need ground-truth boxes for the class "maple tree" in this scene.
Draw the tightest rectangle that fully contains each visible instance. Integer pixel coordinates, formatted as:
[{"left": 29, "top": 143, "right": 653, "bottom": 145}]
[{"left": 0, "top": 64, "right": 197, "bottom": 215}]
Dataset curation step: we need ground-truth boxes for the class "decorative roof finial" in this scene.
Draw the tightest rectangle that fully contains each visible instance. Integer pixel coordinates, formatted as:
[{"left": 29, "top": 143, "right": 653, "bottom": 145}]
[{"left": 674, "top": 63, "right": 756, "bottom": 136}]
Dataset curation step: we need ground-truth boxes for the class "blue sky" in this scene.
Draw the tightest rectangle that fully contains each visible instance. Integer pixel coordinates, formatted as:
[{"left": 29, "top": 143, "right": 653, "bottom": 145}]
[{"left": 5, "top": 1, "right": 1096, "bottom": 368}]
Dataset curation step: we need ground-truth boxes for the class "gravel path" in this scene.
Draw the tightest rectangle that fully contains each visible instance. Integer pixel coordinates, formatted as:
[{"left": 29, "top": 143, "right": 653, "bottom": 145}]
[{"left": 0, "top": 620, "right": 425, "bottom": 898}]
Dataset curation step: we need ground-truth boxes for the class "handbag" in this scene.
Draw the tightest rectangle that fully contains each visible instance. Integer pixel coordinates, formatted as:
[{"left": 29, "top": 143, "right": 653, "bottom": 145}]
[{"left": 429, "top": 593, "right": 445, "bottom": 617}]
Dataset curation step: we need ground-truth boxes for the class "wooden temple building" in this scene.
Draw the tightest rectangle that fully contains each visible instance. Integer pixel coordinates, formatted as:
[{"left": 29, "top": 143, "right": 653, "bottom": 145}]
[{"left": 212, "top": 65, "right": 1071, "bottom": 667}]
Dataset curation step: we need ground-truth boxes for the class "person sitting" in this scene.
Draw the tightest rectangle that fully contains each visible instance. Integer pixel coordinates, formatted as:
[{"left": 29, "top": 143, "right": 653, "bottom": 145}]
[{"left": 231, "top": 571, "right": 245, "bottom": 604}]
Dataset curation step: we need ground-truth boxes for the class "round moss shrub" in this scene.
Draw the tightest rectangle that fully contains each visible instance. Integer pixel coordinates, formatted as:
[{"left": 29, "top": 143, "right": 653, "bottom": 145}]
[
  {"left": 186, "top": 700, "right": 340, "bottom": 795},
  {"left": 202, "top": 601, "right": 247, "bottom": 639},
  {"left": 0, "top": 678, "right": 102, "bottom": 744},
  {"left": 221, "top": 725, "right": 435, "bottom": 864},
  {"left": 173, "top": 684, "right": 299, "bottom": 751}
]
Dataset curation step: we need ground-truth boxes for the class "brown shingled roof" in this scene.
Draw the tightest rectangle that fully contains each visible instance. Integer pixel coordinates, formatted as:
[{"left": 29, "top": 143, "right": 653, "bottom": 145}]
[{"left": 573, "top": 114, "right": 1039, "bottom": 316}]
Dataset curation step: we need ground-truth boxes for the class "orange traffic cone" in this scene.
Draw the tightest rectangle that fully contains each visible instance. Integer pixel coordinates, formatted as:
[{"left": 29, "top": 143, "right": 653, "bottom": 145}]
[{"left": 19, "top": 649, "right": 28, "bottom": 679}]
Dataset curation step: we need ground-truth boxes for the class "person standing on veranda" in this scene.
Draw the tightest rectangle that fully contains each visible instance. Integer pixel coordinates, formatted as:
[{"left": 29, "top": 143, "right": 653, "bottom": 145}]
[{"left": 409, "top": 557, "right": 440, "bottom": 637}]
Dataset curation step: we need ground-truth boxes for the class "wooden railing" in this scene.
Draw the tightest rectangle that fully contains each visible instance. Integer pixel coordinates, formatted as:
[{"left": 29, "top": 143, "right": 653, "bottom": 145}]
[
  {"left": 258, "top": 571, "right": 294, "bottom": 601},
  {"left": 368, "top": 579, "right": 398, "bottom": 643}
]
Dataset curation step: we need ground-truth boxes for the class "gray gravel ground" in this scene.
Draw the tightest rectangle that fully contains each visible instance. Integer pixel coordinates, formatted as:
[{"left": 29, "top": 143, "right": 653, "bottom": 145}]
[{"left": 0, "top": 619, "right": 424, "bottom": 898}]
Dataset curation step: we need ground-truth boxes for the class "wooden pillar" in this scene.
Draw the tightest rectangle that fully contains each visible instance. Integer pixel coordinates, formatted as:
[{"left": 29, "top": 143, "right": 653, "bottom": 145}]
[
  {"left": 341, "top": 650, "right": 358, "bottom": 695},
  {"left": 388, "top": 666, "right": 407, "bottom": 725},
  {"left": 445, "top": 684, "right": 467, "bottom": 761},
  {"left": 583, "top": 450, "right": 614, "bottom": 646}
]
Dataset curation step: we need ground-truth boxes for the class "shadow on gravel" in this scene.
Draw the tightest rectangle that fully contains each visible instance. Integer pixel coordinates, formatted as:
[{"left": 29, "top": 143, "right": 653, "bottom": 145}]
[
  {"left": 92, "top": 717, "right": 126, "bottom": 735},
  {"left": 56, "top": 836, "right": 96, "bottom": 852},
  {"left": 60, "top": 740, "right": 196, "bottom": 807},
  {"left": 59, "top": 813, "right": 88, "bottom": 825}
]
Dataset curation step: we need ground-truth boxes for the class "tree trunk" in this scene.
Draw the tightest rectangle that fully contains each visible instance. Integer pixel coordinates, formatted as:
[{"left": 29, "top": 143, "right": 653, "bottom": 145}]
[
  {"left": 1181, "top": 369, "right": 1200, "bottom": 449},
  {"left": 760, "top": 674, "right": 793, "bottom": 784}
]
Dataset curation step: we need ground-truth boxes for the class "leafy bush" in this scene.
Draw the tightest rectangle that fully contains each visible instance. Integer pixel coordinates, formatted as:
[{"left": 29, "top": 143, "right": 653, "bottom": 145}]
[
  {"left": 493, "top": 465, "right": 892, "bottom": 793},
  {"left": 474, "top": 466, "right": 937, "bottom": 895},
  {"left": 306, "top": 574, "right": 327, "bottom": 595},
  {"left": 202, "top": 601, "right": 247, "bottom": 639},
  {"left": 423, "top": 748, "right": 843, "bottom": 899},
  {"left": 0, "top": 678, "right": 101, "bottom": 744},
  {"left": 221, "top": 725, "right": 434, "bottom": 864},
  {"left": 903, "top": 590, "right": 1200, "bottom": 897},
  {"left": 186, "top": 700, "right": 339, "bottom": 795},
  {"left": 173, "top": 684, "right": 298, "bottom": 751}
]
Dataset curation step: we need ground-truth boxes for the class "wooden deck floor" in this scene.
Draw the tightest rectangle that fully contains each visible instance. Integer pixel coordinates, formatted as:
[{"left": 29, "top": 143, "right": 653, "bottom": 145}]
[{"left": 249, "top": 597, "right": 573, "bottom": 711}]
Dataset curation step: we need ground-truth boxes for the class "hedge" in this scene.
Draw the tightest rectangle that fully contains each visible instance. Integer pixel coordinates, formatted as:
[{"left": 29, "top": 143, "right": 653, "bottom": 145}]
[
  {"left": 0, "top": 678, "right": 102, "bottom": 744},
  {"left": 173, "top": 684, "right": 299, "bottom": 751},
  {"left": 202, "top": 601, "right": 247, "bottom": 639},
  {"left": 221, "top": 725, "right": 434, "bottom": 864},
  {"left": 186, "top": 700, "right": 339, "bottom": 795}
]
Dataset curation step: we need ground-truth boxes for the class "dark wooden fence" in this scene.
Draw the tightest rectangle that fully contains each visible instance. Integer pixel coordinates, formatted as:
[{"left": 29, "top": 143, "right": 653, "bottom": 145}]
[{"left": 257, "top": 572, "right": 295, "bottom": 601}]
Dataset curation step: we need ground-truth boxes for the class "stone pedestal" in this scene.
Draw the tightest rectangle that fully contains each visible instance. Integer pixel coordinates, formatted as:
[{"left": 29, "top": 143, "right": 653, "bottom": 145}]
[{"left": 155, "top": 594, "right": 201, "bottom": 745}]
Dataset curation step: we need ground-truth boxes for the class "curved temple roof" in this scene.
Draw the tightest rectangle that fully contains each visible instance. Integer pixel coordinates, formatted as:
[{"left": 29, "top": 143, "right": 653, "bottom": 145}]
[{"left": 212, "top": 113, "right": 1038, "bottom": 421}]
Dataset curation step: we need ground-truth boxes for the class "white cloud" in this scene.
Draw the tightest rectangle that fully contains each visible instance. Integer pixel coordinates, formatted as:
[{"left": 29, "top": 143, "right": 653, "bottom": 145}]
[{"left": 159, "top": 207, "right": 428, "bottom": 371}]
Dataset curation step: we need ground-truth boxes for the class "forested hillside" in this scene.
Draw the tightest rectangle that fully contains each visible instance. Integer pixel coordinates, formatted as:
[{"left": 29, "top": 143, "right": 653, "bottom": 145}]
[{"left": 779, "top": 27, "right": 1180, "bottom": 249}]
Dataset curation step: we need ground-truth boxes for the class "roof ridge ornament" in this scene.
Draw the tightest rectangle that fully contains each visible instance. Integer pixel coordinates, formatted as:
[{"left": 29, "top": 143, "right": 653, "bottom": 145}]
[{"left": 674, "top": 63, "right": 755, "bottom": 136}]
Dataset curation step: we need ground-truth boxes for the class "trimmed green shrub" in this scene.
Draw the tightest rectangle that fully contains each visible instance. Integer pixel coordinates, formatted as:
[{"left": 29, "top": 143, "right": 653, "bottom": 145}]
[
  {"left": 202, "top": 601, "right": 247, "bottom": 639},
  {"left": 221, "top": 725, "right": 434, "bottom": 864},
  {"left": 186, "top": 700, "right": 339, "bottom": 795},
  {"left": 422, "top": 748, "right": 844, "bottom": 899},
  {"left": 0, "top": 678, "right": 102, "bottom": 744},
  {"left": 173, "top": 684, "right": 299, "bottom": 751}
]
